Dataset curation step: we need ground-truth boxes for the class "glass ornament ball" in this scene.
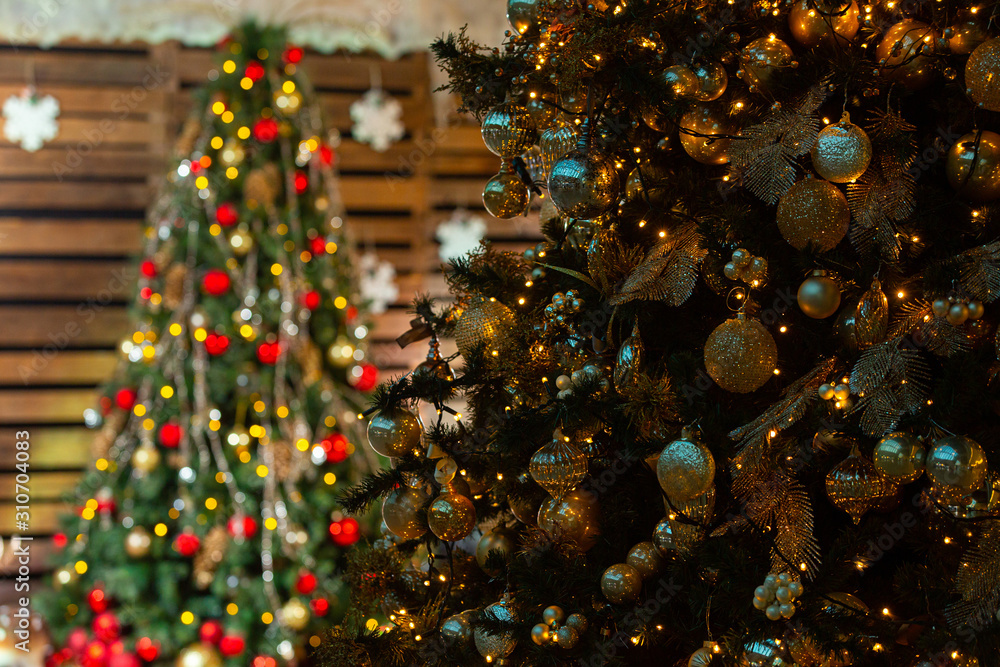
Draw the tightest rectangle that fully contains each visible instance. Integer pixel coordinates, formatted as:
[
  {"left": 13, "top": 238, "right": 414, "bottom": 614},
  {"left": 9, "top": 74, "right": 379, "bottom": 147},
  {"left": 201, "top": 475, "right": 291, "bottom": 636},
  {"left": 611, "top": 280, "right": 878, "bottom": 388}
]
[
  {"left": 825, "top": 448, "right": 892, "bottom": 524},
  {"left": 626, "top": 541, "right": 665, "bottom": 579},
  {"left": 366, "top": 407, "right": 422, "bottom": 457},
  {"left": 537, "top": 487, "right": 601, "bottom": 551},
  {"left": 872, "top": 431, "right": 926, "bottom": 484},
  {"left": 797, "top": 272, "right": 842, "bottom": 319},
  {"left": 659, "top": 65, "right": 700, "bottom": 98},
  {"left": 483, "top": 169, "right": 531, "bottom": 219},
  {"left": 926, "top": 435, "right": 988, "bottom": 500},
  {"left": 776, "top": 178, "right": 850, "bottom": 251},
  {"left": 703, "top": 315, "right": 778, "bottom": 393},
  {"left": 679, "top": 105, "right": 732, "bottom": 165},
  {"left": 474, "top": 601, "right": 517, "bottom": 661},
  {"left": 175, "top": 644, "right": 223, "bottom": 667},
  {"left": 548, "top": 146, "right": 621, "bottom": 220},
  {"left": 739, "top": 36, "right": 795, "bottom": 90},
  {"left": 530, "top": 623, "right": 551, "bottom": 645},
  {"left": 811, "top": 115, "right": 872, "bottom": 183},
  {"left": 538, "top": 123, "right": 578, "bottom": 180},
  {"left": 876, "top": 20, "right": 939, "bottom": 91},
  {"left": 656, "top": 436, "right": 716, "bottom": 503},
  {"left": 946, "top": 131, "right": 1000, "bottom": 202},
  {"left": 529, "top": 437, "right": 588, "bottom": 499},
  {"left": 600, "top": 563, "right": 643, "bottom": 604},
  {"left": 440, "top": 609, "right": 476, "bottom": 645},
  {"left": 427, "top": 490, "right": 476, "bottom": 542},
  {"left": 125, "top": 526, "right": 152, "bottom": 558},
  {"left": 525, "top": 89, "right": 559, "bottom": 130},
  {"left": 476, "top": 528, "right": 516, "bottom": 575},
  {"left": 507, "top": 0, "right": 539, "bottom": 35},
  {"left": 555, "top": 626, "right": 580, "bottom": 648},
  {"left": 948, "top": 19, "right": 987, "bottom": 54},
  {"left": 690, "top": 60, "right": 728, "bottom": 101},
  {"left": 481, "top": 102, "right": 538, "bottom": 158},
  {"left": 788, "top": 0, "right": 860, "bottom": 48},
  {"left": 280, "top": 598, "right": 310, "bottom": 631},
  {"left": 381, "top": 485, "right": 430, "bottom": 540},
  {"left": 966, "top": 38, "right": 1000, "bottom": 110}
]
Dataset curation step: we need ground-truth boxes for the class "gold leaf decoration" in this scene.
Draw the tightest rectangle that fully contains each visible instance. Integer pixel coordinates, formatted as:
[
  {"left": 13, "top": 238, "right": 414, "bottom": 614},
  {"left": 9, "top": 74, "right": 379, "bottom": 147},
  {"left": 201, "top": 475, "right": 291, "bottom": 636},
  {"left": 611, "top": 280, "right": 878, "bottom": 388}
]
[
  {"left": 244, "top": 163, "right": 283, "bottom": 208},
  {"left": 945, "top": 525, "right": 1000, "bottom": 629},
  {"left": 886, "top": 299, "right": 969, "bottom": 357},
  {"left": 587, "top": 223, "right": 644, "bottom": 296},
  {"left": 609, "top": 222, "right": 706, "bottom": 306},
  {"left": 163, "top": 263, "right": 188, "bottom": 310},
  {"left": 847, "top": 337, "right": 931, "bottom": 436},
  {"left": 956, "top": 239, "right": 1000, "bottom": 303},
  {"left": 727, "top": 84, "right": 827, "bottom": 204},
  {"left": 193, "top": 525, "right": 229, "bottom": 589}
]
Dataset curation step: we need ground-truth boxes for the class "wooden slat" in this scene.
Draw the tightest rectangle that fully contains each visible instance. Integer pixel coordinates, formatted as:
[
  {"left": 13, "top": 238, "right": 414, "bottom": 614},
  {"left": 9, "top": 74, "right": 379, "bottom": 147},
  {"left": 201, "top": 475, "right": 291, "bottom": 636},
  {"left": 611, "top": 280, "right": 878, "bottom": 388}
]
[
  {"left": 0, "top": 260, "right": 132, "bottom": 300},
  {"left": 0, "top": 427, "right": 92, "bottom": 469},
  {"left": 0, "top": 502, "right": 63, "bottom": 535},
  {"left": 1, "top": 471, "right": 81, "bottom": 500},
  {"left": 0, "top": 182, "right": 149, "bottom": 210},
  {"left": 0, "top": 147, "right": 157, "bottom": 179},
  {"left": 0, "top": 306, "right": 129, "bottom": 347},
  {"left": 0, "top": 52, "right": 160, "bottom": 86},
  {"left": 341, "top": 176, "right": 422, "bottom": 211},
  {"left": 0, "top": 539, "right": 58, "bottom": 575},
  {"left": 0, "top": 388, "right": 96, "bottom": 423},
  {"left": 0, "top": 350, "right": 118, "bottom": 385},
  {"left": 429, "top": 178, "right": 495, "bottom": 208},
  {"left": 0, "top": 219, "right": 143, "bottom": 255},
  {"left": 0, "top": 83, "right": 166, "bottom": 115},
  {"left": 0, "top": 116, "right": 160, "bottom": 149}
]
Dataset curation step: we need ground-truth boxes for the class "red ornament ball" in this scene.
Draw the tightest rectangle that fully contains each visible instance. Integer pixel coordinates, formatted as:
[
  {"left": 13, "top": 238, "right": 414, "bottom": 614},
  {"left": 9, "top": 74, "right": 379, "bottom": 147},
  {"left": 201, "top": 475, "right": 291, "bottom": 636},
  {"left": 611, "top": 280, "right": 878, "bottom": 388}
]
[
  {"left": 219, "top": 635, "right": 246, "bottom": 657},
  {"left": 329, "top": 517, "right": 360, "bottom": 547},
  {"left": 115, "top": 388, "right": 137, "bottom": 411},
  {"left": 318, "top": 144, "right": 335, "bottom": 167},
  {"left": 301, "top": 290, "right": 321, "bottom": 310},
  {"left": 256, "top": 342, "right": 281, "bottom": 365},
  {"left": 139, "top": 286, "right": 153, "bottom": 300},
  {"left": 173, "top": 531, "right": 201, "bottom": 557},
  {"left": 253, "top": 118, "right": 279, "bottom": 143},
  {"left": 309, "top": 236, "right": 327, "bottom": 256},
  {"left": 202, "top": 269, "right": 231, "bottom": 296},
  {"left": 226, "top": 515, "right": 258, "bottom": 539},
  {"left": 322, "top": 433, "right": 349, "bottom": 464},
  {"left": 294, "top": 171, "right": 308, "bottom": 194},
  {"left": 216, "top": 202, "right": 239, "bottom": 227},
  {"left": 244, "top": 61, "right": 265, "bottom": 82},
  {"left": 108, "top": 653, "right": 140, "bottom": 667},
  {"left": 66, "top": 628, "right": 90, "bottom": 655},
  {"left": 346, "top": 306, "right": 359, "bottom": 321},
  {"left": 135, "top": 637, "right": 159, "bottom": 662},
  {"left": 82, "top": 640, "right": 108, "bottom": 667},
  {"left": 199, "top": 620, "right": 224, "bottom": 645},
  {"left": 92, "top": 612, "right": 121, "bottom": 643},
  {"left": 295, "top": 572, "right": 318, "bottom": 595},
  {"left": 88, "top": 588, "right": 108, "bottom": 613},
  {"left": 53, "top": 532, "right": 68, "bottom": 548},
  {"left": 99, "top": 396, "right": 113, "bottom": 416},
  {"left": 283, "top": 46, "right": 303, "bottom": 64},
  {"left": 204, "top": 333, "right": 230, "bottom": 356},
  {"left": 158, "top": 422, "right": 182, "bottom": 448},
  {"left": 252, "top": 656, "right": 277, "bottom": 667},
  {"left": 139, "top": 260, "right": 157, "bottom": 278},
  {"left": 350, "top": 363, "right": 378, "bottom": 392},
  {"left": 310, "top": 598, "right": 329, "bottom": 616}
]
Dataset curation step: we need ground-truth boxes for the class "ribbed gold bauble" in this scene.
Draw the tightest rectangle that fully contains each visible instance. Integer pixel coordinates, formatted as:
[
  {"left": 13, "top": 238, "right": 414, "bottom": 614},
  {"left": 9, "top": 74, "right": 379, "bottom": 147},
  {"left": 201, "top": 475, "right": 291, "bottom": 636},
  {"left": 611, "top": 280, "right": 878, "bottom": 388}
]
[
  {"left": 966, "top": 38, "right": 1000, "bottom": 110},
  {"left": 367, "top": 407, "right": 422, "bottom": 457},
  {"left": 474, "top": 600, "right": 518, "bottom": 660},
  {"left": 125, "top": 526, "right": 152, "bottom": 558},
  {"left": 175, "top": 643, "right": 222, "bottom": 667},
  {"left": 690, "top": 61, "right": 728, "bottom": 101},
  {"left": 381, "top": 484, "right": 430, "bottom": 540},
  {"left": 539, "top": 123, "right": 578, "bottom": 180},
  {"left": 601, "top": 563, "right": 643, "bottom": 604},
  {"left": 454, "top": 296, "right": 515, "bottom": 357},
  {"left": 656, "top": 432, "right": 716, "bottom": 503},
  {"left": 132, "top": 442, "right": 161, "bottom": 473},
  {"left": 548, "top": 140, "right": 621, "bottom": 219},
  {"left": 825, "top": 447, "right": 892, "bottom": 524},
  {"left": 797, "top": 270, "right": 842, "bottom": 319},
  {"left": 876, "top": 20, "right": 939, "bottom": 90},
  {"left": 788, "top": 0, "right": 860, "bottom": 48},
  {"left": 537, "top": 487, "right": 601, "bottom": 551},
  {"left": 679, "top": 105, "right": 732, "bottom": 165},
  {"left": 811, "top": 114, "right": 871, "bottom": 183},
  {"left": 739, "top": 36, "right": 795, "bottom": 90},
  {"left": 703, "top": 315, "right": 778, "bottom": 393},
  {"left": 483, "top": 166, "right": 531, "bottom": 219},
  {"left": 529, "top": 436, "right": 588, "bottom": 499},
  {"left": 872, "top": 431, "right": 926, "bottom": 484},
  {"left": 427, "top": 489, "right": 476, "bottom": 541},
  {"left": 946, "top": 131, "right": 1000, "bottom": 202},
  {"left": 481, "top": 102, "right": 538, "bottom": 158},
  {"left": 926, "top": 435, "right": 988, "bottom": 500},
  {"left": 948, "top": 19, "right": 987, "bottom": 54},
  {"left": 281, "top": 597, "right": 310, "bottom": 631},
  {"left": 776, "top": 178, "right": 850, "bottom": 251}
]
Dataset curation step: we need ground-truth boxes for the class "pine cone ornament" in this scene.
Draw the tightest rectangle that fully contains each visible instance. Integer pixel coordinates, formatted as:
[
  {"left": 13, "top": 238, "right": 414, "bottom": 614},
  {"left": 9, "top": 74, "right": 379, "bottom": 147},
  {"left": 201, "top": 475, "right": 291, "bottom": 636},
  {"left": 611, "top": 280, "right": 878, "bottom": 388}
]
[
  {"left": 193, "top": 526, "right": 229, "bottom": 589},
  {"left": 244, "top": 164, "right": 282, "bottom": 208},
  {"left": 270, "top": 440, "right": 304, "bottom": 483},
  {"left": 163, "top": 264, "right": 188, "bottom": 310}
]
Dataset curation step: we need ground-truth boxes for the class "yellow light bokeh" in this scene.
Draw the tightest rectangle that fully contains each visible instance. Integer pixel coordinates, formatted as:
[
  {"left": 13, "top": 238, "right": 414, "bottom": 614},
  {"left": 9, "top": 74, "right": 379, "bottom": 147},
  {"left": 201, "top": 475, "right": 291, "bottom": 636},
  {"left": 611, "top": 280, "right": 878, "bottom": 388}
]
[
  {"left": 133, "top": 404, "right": 146, "bottom": 416},
  {"left": 160, "top": 386, "right": 174, "bottom": 399},
  {"left": 256, "top": 464, "right": 269, "bottom": 478},
  {"left": 211, "top": 136, "right": 224, "bottom": 149},
  {"left": 195, "top": 176, "right": 209, "bottom": 190}
]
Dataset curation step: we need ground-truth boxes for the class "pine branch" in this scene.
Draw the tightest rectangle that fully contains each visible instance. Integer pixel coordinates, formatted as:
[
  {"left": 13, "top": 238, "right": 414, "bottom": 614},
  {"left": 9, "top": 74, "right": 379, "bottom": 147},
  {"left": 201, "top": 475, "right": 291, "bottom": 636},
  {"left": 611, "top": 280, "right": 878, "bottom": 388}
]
[{"left": 337, "top": 468, "right": 407, "bottom": 515}]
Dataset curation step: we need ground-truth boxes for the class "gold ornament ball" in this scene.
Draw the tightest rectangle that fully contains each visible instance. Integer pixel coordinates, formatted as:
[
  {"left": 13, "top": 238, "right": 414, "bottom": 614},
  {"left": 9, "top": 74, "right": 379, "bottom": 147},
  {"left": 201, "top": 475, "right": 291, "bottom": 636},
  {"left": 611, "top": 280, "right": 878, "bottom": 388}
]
[
  {"left": 548, "top": 146, "right": 621, "bottom": 220},
  {"left": 626, "top": 541, "right": 665, "bottom": 580},
  {"left": 876, "top": 20, "right": 939, "bottom": 91},
  {"left": 776, "top": 178, "right": 850, "bottom": 251},
  {"left": 948, "top": 19, "right": 987, "bottom": 54},
  {"left": 510, "top": 491, "right": 542, "bottom": 525},
  {"left": 529, "top": 437, "right": 588, "bottom": 500},
  {"left": 441, "top": 609, "right": 476, "bottom": 644},
  {"left": 474, "top": 601, "right": 517, "bottom": 660},
  {"left": 455, "top": 296, "right": 515, "bottom": 357},
  {"left": 704, "top": 315, "right": 778, "bottom": 393},
  {"left": 926, "top": 435, "right": 988, "bottom": 499},
  {"left": 679, "top": 105, "right": 732, "bottom": 165},
  {"left": 483, "top": 169, "right": 531, "bottom": 219},
  {"left": 966, "top": 38, "right": 1000, "bottom": 110},
  {"left": 525, "top": 90, "right": 559, "bottom": 130},
  {"left": 740, "top": 639, "right": 785, "bottom": 667},
  {"left": 537, "top": 487, "right": 601, "bottom": 551},
  {"left": 530, "top": 623, "right": 551, "bottom": 645},
  {"left": 506, "top": 0, "right": 539, "bottom": 34},
  {"left": 789, "top": 0, "right": 860, "bottom": 48},
  {"left": 541, "top": 605, "right": 564, "bottom": 627},
  {"left": 797, "top": 272, "right": 842, "bottom": 319},
  {"left": 811, "top": 116, "right": 872, "bottom": 183},
  {"left": 600, "top": 563, "right": 643, "bottom": 605},
  {"left": 946, "top": 131, "right": 1000, "bottom": 202},
  {"left": 381, "top": 485, "right": 430, "bottom": 540},
  {"left": 690, "top": 61, "right": 728, "bottom": 101},
  {"left": 428, "top": 491, "right": 477, "bottom": 542},
  {"left": 873, "top": 432, "right": 926, "bottom": 483},
  {"left": 125, "top": 526, "right": 152, "bottom": 558},
  {"left": 476, "top": 528, "right": 516, "bottom": 575},
  {"left": 481, "top": 102, "right": 537, "bottom": 158},
  {"left": 825, "top": 449, "right": 891, "bottom": 524},
  {"left": 132, "top": 443, "right": 161, "bottom": 473},
  {"left": 656, "top": 436, "right": 716, "bottom": 503},
  {"left": 175, "top": 643, "right": 223, "bottom": 667},
  {"left": 555, "top": 626, "right": 580, "bottom": 648},
  {"left": 688, "top": 647, "right": 715, "bottom": 667},
  {"left": 739, "top": 36, "right": 795, "bottom": 90},
  {"left": 539, "top": 123, "right": 577, "bottom": 180},
  {"left": 219, "top": 139, "right": 245, "bottom": 167},
  {"left": 228, "top": 227, "right": 254, "bottom": 256},
  {"left": 367, "top": 407, "right": 422, "bottom": 457},
  {"left": 281, "top": 597, "right": 310, "bottom": 631},
  {"left": 659, "top": 65, "right": 700, "bottom": 98}
]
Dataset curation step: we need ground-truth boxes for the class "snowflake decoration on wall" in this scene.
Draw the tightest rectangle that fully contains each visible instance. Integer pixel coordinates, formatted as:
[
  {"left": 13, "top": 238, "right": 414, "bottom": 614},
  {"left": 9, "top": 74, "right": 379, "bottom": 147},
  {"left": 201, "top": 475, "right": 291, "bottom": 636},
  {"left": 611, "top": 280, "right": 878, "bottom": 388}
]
[
  {"left": 350, "top": 90, "right": 404, "bottom": 152},
  {"left": 3, "top": 90, "right": 59, "bottom": 152},
  {"left": 436, "top": 209, "right": 487, "bottom": 263},
  {"left": 358, "top": 252, "right": 399, "bottom": 314}
]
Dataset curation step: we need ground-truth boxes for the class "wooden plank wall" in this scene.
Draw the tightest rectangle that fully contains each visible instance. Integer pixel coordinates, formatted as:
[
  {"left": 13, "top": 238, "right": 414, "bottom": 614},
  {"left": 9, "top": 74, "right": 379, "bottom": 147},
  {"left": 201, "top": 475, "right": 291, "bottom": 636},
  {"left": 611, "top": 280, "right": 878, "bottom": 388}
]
[{"left": 0, "top": 41, "right": 542, "bottom": 587}]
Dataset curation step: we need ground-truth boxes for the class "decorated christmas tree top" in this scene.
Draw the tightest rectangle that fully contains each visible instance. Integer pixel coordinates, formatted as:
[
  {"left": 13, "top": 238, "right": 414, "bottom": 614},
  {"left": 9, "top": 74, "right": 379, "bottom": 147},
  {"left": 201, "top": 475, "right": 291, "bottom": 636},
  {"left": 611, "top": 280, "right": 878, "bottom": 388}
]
[{"left": 40, "top": 24, "right": 379, "bottom": 667}]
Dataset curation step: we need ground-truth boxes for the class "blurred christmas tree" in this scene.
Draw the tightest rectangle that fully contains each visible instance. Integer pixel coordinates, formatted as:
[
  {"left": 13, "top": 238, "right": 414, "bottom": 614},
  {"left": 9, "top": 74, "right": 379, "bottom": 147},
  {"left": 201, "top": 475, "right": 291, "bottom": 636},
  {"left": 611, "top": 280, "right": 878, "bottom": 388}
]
[
  {"left": 39, "top": 24, "right": 382, "bottom": 667},
  {"left": 317, "top": 1, "right": 1000, "bottom": 666}
]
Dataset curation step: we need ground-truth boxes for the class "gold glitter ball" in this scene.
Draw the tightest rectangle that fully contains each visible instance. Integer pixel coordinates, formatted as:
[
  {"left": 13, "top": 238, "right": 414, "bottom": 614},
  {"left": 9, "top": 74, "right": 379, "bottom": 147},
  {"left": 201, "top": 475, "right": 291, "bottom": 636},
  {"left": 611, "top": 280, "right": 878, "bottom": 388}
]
[
  {"left": 966, "top": 37, "right": 1000, "bottom": 111},
  {"left": 656, "top": 435, "right": 716, "bottom": 503},
  {"left": 703, "top": 315, "right": 777, "bottom": 393},
  {"left": 776, "top": 178, "right": 850, "bottom": 251},
  {"left": 454, "top": 296, "right": 515, "bottom": 357}
]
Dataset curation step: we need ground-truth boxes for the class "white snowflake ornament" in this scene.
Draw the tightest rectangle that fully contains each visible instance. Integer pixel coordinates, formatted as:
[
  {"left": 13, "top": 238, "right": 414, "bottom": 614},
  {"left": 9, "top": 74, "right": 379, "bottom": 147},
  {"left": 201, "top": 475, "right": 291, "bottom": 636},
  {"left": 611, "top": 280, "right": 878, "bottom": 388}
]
[
  {"left": 358, "top": 252, "right": 399, "bottom": 314},
  {"left": 3, "top": 89, "right": 59, "bottom": 152},
  {"left": 350, "top": 90, "right": 404, "bottom": 152},
  {"left": 436, "top": 209, "right": 487, "bottom": 263}
]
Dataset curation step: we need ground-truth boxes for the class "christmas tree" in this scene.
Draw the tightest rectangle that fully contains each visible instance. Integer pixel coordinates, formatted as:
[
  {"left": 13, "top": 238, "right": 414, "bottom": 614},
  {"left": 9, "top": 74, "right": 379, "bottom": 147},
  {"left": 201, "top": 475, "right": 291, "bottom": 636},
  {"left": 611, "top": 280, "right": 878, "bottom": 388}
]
[
  {"left": 319, "top": 1, "right": 1000, "bottom": 665},
  {"left": 40, "top": 24, "right": 380, "bottom": 667}
]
